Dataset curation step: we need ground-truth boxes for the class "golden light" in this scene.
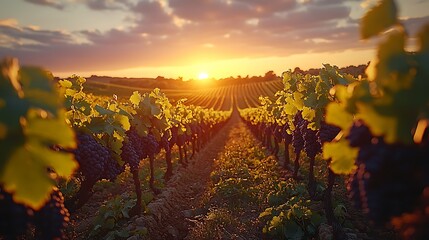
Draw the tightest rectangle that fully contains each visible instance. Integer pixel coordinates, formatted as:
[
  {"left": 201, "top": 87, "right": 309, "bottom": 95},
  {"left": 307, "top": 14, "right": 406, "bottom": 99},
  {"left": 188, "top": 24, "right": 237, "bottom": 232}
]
[{"left": 198, "top": 72, "right": 209, "bottom": 80}]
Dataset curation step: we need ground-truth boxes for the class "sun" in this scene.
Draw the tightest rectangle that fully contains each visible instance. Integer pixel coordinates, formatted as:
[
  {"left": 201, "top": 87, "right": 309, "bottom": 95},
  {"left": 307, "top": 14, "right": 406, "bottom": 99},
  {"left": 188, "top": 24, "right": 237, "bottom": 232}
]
[{"left": 198, "top": 72, "right": 209, "bottom": 80}]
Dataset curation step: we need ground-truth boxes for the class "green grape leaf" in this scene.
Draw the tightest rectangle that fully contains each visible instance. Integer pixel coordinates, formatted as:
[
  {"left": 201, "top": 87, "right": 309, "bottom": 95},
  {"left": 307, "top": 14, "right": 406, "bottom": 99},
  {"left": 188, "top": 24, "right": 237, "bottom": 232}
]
[
  {"left": 133, "top": 119, "right": 148, "bottom": 137},
  {"left": 0, "top": 60, "right": 29, "bottom": 130},
  {"left": 20, "top": 67, "right": 60, "bottom": 116},
  {"left": 323, "top": 140, "right": 358, "bottom": 174},
  {"left": 59, "top": 79, "right": 72, "bottom": 88},
  {"left": 25, "top": 113, "right": 76, "bottom": 148},
  {"left": 0, "top": 144, "right": 76, "bottom": 209},
  {"left": 325, "top": 102, "right": 353, "bottom": 131},
  {"left": 356, "top": 103, "right": 399, "bottom": 143},
  {"left": 283, "top": 221, "right": 304, "bottom": 240},
  {"left": 361, "top": 0, "right": 398, "bottom": 39},
  {"left": 293, "top": 92, "right": 304, "bottom": 110},
  {"left": 150, "top": 104, "right": 161, "bottom": 116},
  {"left": 94, "top": 105, "right": 116, "bottom": 116},
  {"left": 130, "top": 91, "right": 141, "bottom": 106},
  {"left": 302, "top": 107, "right": 316, "bottom": 122},
  {"left": 304, "top": 92, "right": 318, "bottom": 109},
  {"left": 114, "top": 114, "right": 130, "bottom": 131}
]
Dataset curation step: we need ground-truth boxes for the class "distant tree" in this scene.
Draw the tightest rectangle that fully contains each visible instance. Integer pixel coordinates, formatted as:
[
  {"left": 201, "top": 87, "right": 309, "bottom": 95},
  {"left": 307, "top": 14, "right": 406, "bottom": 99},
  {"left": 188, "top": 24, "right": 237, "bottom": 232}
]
[
  {"left": 263, "top": 70, "right": 277, "bottom": 81},
  {"left": 293, "top": 67, "right": 305, "bottom": 75}
]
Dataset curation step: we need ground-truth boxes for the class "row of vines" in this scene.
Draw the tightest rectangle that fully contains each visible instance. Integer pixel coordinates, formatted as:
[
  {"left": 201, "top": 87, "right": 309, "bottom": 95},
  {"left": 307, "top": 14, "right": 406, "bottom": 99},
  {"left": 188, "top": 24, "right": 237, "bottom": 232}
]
[
  {"left": 0, "top": 58, "right": 231, "bottom": 239},
  {"left": 240, "top": 0, "right": 429, "bottom": 239}
]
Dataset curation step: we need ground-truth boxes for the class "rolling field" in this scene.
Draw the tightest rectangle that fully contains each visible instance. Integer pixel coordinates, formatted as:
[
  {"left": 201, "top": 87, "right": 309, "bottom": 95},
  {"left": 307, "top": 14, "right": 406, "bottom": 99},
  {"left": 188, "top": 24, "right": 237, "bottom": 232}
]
[{"left": 85, "top": 79, "right": 283, "bottom": 110}]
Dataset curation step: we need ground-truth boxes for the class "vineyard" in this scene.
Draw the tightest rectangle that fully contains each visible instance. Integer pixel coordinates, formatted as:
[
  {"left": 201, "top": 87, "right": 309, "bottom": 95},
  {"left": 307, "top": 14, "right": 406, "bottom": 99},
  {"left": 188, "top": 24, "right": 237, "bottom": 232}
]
[{"left": 1, "top": 0, "right": 429, "bottom": 240}]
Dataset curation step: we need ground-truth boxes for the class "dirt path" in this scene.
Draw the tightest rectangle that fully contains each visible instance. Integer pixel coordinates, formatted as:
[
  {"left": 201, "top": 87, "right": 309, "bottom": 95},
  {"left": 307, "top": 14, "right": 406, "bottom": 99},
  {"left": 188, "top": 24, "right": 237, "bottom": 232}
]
[{"left": 126, "top": 110, "right": 242, "bottom": 239}]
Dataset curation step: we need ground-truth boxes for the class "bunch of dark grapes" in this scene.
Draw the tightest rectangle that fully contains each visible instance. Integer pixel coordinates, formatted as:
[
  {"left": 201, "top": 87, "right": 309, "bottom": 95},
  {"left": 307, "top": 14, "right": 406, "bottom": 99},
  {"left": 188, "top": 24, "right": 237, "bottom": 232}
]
[
  {"left": 121, "top": 137, "right": 141, "bottom": 170},
  {"left": 292, "top": 113, "right": 305, "bottom": 154},
  {"left": 346, "top": 120, "right": 372, "bottom": 147},
  {"left": 345, "top": 121, "right": 429, "bottom": 224},
  {"left": 142, "top": 134, "right": 160, "bottom": 156},
  {"left": 0, "top": 188, "right": 32, "bottom": 239},
  {"left": 74, "top": 133, "right": 109, "bottom": 182},
  {"left": 126, "top": 128, "right": 145, "bottom": 159},
  {"left": 301, "top": 121, "right": 321, "bottom": 159},
  {"left": 101, "top": 155, "right": 124, "bottom": 182},
  {"left": 33, "top": 189, "right": 69, "bottom": 240},
  {"left": 318, "top": 121, "right": 341, "bottom": 143}
]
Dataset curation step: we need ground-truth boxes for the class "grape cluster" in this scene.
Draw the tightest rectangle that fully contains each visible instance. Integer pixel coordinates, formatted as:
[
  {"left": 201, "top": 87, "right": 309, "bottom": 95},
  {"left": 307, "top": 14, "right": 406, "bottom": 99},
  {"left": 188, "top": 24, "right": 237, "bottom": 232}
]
[
  {"left": 318, "top": 121, "right": 341, "bottom": 143},
  {"left": 301, "top": 121, "right": 321, "bottom": 159},
  {"left": 121, "top": 136, "right": 141, "bottom": 170},
  {"left": 0, "top": 188, "right": 32, "bottom": 239},
  {"left": 126, "top": 128, "right": 146, "bottom": 159},
  {"left": 101, "top": 156, "right": 124, "bottom": 181},
  {"left": 292, "top": 113, "right": 305, "bottom": 154},
  {"left": 74, "top": 132, "right": 109, "bottom": 182},
  {"left": 346, "top": 120, "right": 372, "bottom": 147},
  {"left": 33, "top": 189, "right": 70, "bottom": 240},
  {"left": 142, "top": 134, "right": 160, "bottom": 156},
  {"left": 346, "top": 121, "right": 429, "bottom": 224},
  {"left": 1, "top": 188, "right": 70, "bottom": 240}
]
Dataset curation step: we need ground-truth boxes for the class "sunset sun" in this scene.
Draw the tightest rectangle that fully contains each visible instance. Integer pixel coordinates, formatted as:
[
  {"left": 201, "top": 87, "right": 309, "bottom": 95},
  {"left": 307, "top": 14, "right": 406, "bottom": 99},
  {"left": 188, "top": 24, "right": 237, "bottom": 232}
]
[{"left": 198, "top": 72, "right": 209, "bottom": 80}]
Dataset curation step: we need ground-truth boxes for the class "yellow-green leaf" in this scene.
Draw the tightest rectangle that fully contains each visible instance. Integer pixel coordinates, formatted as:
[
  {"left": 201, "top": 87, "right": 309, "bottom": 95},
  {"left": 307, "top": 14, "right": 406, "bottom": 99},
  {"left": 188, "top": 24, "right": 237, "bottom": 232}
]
[
  {"left": 302, "top": 107, "right": 316, "bottom": 122},
  {"left": 25, "top": 115, "right": 76, "bottom": 148},
  {"left": 325, "top": 102, "right": 353, "bottom": 131},
  {"left": 323, "top": 140, "right": 358, "bottom": 174},
  {"left": 130, "top": 91, "right": 141, "bottom": 106},
  {"left": 1, "top": 146, "right": 54, "bottom": 209},
  {"left": 114, "top": 114, "right": 130, "bottom": 131},
  {"left": 29, "top": 143, "right": 77, "bottom": 177},
  {"left": 59, "top": 80, "right": 72, "bottom": 88},
  {"left": 356, "top": 102, "right": 398, "bottom": 143}
]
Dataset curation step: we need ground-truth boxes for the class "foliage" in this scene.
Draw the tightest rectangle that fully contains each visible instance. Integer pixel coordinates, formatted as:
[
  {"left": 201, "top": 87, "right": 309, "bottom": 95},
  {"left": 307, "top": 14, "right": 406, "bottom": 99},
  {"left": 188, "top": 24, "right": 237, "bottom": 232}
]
[
  {"left": 325, "top": 0, "right": 429, "bottom": 173},
  {"left": 0, "top": 58, "right": 77, "bottom": 209},
  {"left": 89, "top": 192, "right": 149, "bottom": 239},
  {"left": 259, "top": 197, "right": 323, "bottom": 239}
]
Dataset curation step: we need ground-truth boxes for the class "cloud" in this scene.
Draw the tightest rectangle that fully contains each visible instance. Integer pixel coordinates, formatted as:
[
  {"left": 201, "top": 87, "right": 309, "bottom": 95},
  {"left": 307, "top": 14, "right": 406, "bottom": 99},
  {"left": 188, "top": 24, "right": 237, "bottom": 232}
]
[
  {"left": 84, "top": 0, "right": 133, "bottom": 11},
  {"left": 24, "top": 0, "right": 65, "bottom": 9},
  {"left": 0, "top": 19, "right": 78, "bottom": 49},
  {"left": 131, "top": 0, "right": 178, "bottom": 35},
  {"left": 403, "top": 15, "right": 429, "bottom": 36},
  {"left": 3, "top": 0, "right": 427, "bottom": 75}
]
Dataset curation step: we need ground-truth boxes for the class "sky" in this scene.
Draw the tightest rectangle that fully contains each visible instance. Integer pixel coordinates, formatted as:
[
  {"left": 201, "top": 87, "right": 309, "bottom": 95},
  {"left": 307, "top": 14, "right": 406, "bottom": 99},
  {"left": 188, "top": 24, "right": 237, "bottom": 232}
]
[{"left": 0, "top": 0, "right": 428, "bottom": 79}]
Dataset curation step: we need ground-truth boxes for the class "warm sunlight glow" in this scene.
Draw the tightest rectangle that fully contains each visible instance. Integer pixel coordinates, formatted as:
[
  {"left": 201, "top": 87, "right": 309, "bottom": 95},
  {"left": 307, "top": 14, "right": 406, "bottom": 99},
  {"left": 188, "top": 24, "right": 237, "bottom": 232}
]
[{"left": 198, "top": 72, "right": 209, "bottom": 80}]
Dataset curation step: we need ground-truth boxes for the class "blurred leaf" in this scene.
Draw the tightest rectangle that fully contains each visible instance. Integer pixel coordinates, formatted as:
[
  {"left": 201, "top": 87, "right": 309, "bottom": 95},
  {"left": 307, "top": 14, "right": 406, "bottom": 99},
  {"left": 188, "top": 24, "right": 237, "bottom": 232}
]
[
  {"left": 325, "top": 102, "right": 353, "bottom": 131},
  {"left": 323, "top": 140, "right": 358, "bottom": 174},
  {"left": 361, "top": 0, "right": 398, "bottom": 39}
]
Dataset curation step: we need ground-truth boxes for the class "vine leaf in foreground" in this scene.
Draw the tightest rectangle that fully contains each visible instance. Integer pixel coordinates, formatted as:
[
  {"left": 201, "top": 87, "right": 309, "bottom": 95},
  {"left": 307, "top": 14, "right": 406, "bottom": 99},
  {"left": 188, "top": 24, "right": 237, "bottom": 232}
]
[
  {"left": 322, "top": 139, "right": 358, "bottom": 174},
  {"left": 0, "top": 58, "right": 77, "bottom": 209}
]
